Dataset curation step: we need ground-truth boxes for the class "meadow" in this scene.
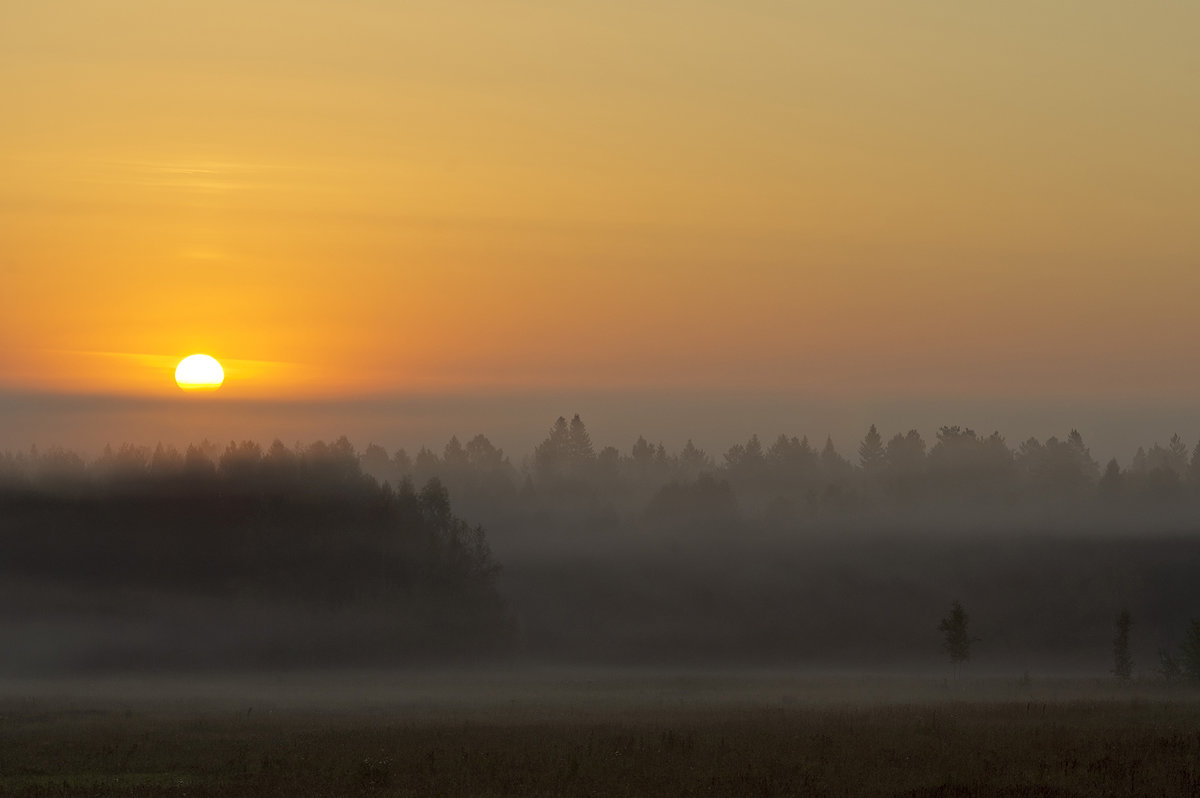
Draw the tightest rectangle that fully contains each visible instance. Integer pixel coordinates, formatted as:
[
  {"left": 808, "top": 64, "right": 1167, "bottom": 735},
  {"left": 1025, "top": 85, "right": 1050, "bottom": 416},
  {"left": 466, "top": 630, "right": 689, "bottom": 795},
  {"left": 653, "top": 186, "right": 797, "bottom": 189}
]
[{"left": 1, "top": 671, "right": 1198, "bottom": 797}]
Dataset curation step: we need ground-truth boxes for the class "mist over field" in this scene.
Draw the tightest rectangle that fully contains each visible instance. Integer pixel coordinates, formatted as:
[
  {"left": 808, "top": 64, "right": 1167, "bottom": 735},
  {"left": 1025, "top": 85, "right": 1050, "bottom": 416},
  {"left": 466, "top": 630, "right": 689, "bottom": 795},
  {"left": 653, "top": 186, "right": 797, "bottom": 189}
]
[
  {"left": 10, "top": 417, "right": 1200, "bottom": 796},
  {"left": 4, "top": 415, "right": 1200, "bottom": 679}
]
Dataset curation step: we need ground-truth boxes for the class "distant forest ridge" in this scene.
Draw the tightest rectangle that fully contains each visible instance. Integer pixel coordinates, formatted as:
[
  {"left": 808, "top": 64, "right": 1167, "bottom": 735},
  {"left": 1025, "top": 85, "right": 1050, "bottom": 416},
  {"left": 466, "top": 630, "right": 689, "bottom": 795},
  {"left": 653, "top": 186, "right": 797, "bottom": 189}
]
[{"left": 3, "top": 417, "right": 1198, "bottom": 513}]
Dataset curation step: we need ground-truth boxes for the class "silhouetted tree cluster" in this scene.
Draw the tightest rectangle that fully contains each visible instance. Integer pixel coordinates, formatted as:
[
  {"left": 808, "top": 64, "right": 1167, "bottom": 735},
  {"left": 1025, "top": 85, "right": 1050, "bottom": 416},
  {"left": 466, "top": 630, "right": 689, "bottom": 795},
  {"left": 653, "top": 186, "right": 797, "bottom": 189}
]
[
  {"left": 0, "top": 438, "right": 509, "bottom": 668},
  {"left": 298, "top": 417, "right": 1200, "bottom": 540},
  {"left": 359, "top": 433, "right": 519, "bottom": 520},
  {"left": 9, "top": 418, "right": 1200, "bottom": 551}
]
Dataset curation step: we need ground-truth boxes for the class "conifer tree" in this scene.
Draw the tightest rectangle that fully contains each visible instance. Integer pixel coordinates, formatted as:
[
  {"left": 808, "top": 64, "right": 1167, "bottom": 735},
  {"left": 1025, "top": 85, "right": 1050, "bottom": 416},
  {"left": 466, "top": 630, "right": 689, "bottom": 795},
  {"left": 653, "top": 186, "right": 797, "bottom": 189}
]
[
  {"left": 1066, "top": 429, "right": 1100, "bottom": 484},
  {"left": 533, "top": 416, "right": 571, "bottom": 481},
  {"left": 465, "top": 434, "right": 504, "bottom": 470},
  {"left": 443, "top": 435, "right": 468, "bottom": 469},
  {"left": 1130, "top": 446, "right": 1147, "bottom": 474},
  {"left": 632, "top": 436, "right": 656, "bottom": 468},
  {"left": 939, "top": 600, "right": 976, "bottom": 668},
  {"left": 679, "top": 439, "right": 712, "bottom": 475},
  {"left": 1098, "top": 458, "right": 1123, "bottom": 501},
  {"left": 858, "top": 424, "right": 886, "bottom": 472},
  {"left": 1168, "top": 433, "right": 1190, "bottom": 476},
  {"left": 567, "top": 414, "right": 595, "bottom": 465},
  {"left": 820, "top": 436, "right": 851, "bottom": 478}
]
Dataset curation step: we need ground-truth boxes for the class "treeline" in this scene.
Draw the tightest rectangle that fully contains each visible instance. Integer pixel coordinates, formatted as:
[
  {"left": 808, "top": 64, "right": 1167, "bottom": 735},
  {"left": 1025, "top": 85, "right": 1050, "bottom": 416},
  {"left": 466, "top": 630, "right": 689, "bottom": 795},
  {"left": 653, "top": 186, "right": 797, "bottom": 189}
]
[
  {"left": 7, "top": 419, "right": 1197, "bottom": 515},
  {"left": 0, "top": 438, "right": 509, "bottom": 672},
  {"left": 8, "top": 417, "right": 1200, "bottom": 540},
  {"left": 5, "top": 430, "right": 1200, "bottom": 670},
  {"left": 344, "top": 417, "right": 1200, "bottom": 530}
]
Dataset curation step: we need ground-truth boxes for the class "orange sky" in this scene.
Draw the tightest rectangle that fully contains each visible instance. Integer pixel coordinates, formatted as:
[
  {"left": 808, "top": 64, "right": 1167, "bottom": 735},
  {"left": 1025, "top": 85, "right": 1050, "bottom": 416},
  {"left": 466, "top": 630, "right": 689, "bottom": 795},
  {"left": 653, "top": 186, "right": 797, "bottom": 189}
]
[{"left": 3, "top": 1, "right": 1200, "bottom": 405}]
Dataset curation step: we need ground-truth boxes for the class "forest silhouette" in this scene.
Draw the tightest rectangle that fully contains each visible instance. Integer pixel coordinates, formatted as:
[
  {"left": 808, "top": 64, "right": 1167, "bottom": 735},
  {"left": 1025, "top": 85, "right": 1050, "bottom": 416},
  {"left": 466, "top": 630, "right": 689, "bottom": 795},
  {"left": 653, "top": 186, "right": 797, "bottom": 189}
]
[
  {"left": 351, "top": 417, "right": 1200, "bottom": 535},
  {"left": 0, "top": 437, "right": 507, "bottom": 672},
  {"left": 4, "top": 417, "right": 1200, "bottom": 673}
]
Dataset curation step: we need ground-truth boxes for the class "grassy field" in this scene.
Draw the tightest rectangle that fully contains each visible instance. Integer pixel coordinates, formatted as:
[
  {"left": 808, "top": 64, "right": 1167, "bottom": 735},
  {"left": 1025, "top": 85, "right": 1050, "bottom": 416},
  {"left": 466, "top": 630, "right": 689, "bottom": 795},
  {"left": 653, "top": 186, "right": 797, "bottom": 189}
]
[{"left": 1, "top": 672, "right": 1198, "bottom": 796}]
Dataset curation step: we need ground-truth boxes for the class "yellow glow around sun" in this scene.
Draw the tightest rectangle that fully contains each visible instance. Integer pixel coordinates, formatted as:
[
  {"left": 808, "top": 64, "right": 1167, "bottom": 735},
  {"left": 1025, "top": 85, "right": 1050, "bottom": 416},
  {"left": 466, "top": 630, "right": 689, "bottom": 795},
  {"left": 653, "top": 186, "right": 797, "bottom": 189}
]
[{"left": 175, "top": 354, "right": 224, "bottom": 390}]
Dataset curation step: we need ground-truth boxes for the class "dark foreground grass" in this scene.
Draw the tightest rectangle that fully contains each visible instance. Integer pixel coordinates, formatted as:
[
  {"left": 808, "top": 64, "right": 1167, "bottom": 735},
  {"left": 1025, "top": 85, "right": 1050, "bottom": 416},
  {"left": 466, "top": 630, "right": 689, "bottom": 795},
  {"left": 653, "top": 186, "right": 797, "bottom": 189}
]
[{"left": 2, "top": 677, "right": 1199, "bottom": 796}]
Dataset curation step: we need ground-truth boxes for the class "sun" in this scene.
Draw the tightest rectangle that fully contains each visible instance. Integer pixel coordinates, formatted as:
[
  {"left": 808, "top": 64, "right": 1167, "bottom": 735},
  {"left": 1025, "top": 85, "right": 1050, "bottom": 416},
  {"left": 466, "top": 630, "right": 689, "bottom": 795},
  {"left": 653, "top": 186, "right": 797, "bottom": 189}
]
[{"left": 175, "top": 354, "right": 225, "bottom": 391}]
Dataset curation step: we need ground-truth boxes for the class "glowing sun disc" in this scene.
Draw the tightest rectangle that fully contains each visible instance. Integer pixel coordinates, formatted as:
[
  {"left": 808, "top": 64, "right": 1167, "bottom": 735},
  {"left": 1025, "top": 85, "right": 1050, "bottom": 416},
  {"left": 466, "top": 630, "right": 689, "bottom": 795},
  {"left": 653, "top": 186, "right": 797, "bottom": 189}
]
[{"left": 175, "top": 354, "right": 224, "bottom": 390}]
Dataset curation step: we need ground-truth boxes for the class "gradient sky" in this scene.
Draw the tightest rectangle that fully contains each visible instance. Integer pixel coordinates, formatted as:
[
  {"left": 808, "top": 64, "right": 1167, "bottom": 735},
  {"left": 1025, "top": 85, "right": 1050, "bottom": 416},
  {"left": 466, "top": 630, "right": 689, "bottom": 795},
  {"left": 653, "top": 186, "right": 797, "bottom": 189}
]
[{"left": 2, "top": 2, "right": 1199, "bottom": 453}]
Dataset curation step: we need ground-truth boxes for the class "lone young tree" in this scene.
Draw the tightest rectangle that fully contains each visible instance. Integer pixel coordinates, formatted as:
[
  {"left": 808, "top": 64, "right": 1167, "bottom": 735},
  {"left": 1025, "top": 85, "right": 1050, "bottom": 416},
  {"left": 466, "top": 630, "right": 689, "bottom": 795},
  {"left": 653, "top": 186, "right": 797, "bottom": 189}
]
[
  {"left": 1158, "top": 647, "right": 1182, "bottom": 684},
  {"left": 939, "top": 600, "right": 976, "bottom": 670},
  {"left": 1112, "top": 609, "right": 1133, "bottom": 683}
]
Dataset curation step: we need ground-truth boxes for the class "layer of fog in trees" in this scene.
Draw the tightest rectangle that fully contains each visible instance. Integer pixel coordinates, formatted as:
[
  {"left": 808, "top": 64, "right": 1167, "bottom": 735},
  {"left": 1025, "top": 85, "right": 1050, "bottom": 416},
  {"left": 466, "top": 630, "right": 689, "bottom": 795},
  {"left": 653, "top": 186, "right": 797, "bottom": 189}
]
[{"left": 4, "top": 417, "right": 1200, "bottom": 676}]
